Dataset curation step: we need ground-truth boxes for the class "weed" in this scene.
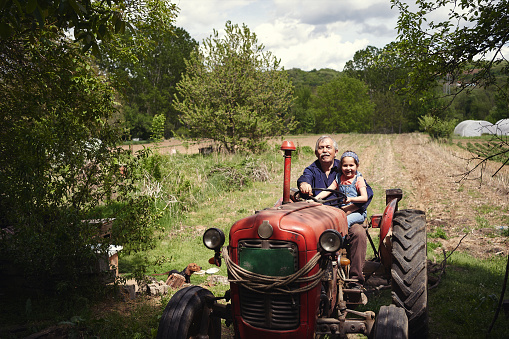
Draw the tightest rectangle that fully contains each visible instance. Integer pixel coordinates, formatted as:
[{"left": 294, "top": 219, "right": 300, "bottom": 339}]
[
  {"left": 299, "top": 145, "right": 314, "bottom": 156},
  {"left": 467, "top": 189, "right": 483, "bottom": 198},
  {"left": 427, "top": 241, "right": 441, "bottom": 251},
  {"left": 475, "top": 215, "right": 490, "bottom": 228},
  {"left": 475, "top": 204, "right": 500, "bottom": 215},
  {"left": 429, "top": 225, "right": 448, "bottom": 239}
]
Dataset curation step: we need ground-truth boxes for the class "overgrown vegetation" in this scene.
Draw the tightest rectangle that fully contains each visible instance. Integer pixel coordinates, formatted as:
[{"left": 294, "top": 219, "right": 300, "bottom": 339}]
[
  {"left": 456, "top": 136, "right": 509, "bottom": 164},
  {"left": 419, "top": 114, "right": 457, "bottom": 142}
]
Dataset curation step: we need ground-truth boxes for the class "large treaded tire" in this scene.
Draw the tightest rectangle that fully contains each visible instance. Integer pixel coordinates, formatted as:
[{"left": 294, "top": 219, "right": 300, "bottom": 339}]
[
  {"left": 391, "top": 209, "right": 428, "bottom": 339},
  {"left": 372, "top": 304, "right": 408, "bottom": 339},
  {"left": 156, "top": 286, "right": 221, "bottom": 339}
]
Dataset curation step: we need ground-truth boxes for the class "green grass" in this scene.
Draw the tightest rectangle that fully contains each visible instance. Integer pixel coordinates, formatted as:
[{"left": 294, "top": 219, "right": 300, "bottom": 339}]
[
  {"left": 429, "top": 225, "right": 448, "bottom": 239},
  {"left": 426, "top": 251, "right": 508, "bottom": 338}
]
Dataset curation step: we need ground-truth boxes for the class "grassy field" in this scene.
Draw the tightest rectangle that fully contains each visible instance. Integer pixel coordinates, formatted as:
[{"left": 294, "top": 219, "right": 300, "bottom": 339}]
[
  {"left": 118, "top": 133, "right": 509, "bottom": 339},
  {"left": 1, "top": 133, "right": 508, "bottom": 338}
]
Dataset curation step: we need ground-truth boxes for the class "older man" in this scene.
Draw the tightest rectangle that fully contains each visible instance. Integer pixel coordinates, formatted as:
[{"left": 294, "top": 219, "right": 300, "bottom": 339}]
[{"left": 297, "top": 135, "right": 368, "bottom": 288}]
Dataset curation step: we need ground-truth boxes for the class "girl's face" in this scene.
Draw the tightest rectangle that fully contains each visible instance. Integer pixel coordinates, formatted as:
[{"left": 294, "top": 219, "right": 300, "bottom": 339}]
[{"left": 341, "top": 157, "right": 358, "bottom": 179}]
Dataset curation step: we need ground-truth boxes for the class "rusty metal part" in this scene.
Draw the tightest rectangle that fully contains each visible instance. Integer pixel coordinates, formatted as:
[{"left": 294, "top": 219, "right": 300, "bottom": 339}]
[
  {"left": 385, "top": 188, "right": 403, "bottom": 206},
  {"left": 280, "top": 141, "right": 296, "bottom": 204},
  {"left": 316, "top": 310, "right": 375, "bottom": 337}
]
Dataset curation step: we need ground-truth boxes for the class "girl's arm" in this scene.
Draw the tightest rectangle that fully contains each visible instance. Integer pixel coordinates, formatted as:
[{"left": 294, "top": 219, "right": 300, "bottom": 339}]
[
  {"left": 314, "top": 180, "right": 338, "bottom": 200},
  {"left": 344, "top": 178, "right": 368, "bottom": 204},
  {"left": 341, "top": 204, "right": 359, "bottom": 215}
]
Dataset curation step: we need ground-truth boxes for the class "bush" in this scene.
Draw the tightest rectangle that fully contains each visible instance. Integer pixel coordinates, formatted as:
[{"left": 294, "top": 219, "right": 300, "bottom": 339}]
[{"left": 418, "top": 114, "right": 457, "bottom": 142}]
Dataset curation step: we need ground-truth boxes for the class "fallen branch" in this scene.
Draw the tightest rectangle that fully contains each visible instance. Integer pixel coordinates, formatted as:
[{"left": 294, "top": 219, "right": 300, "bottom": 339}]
[{"left": 428, "top": 232, "right": 469, "bottom": 290}]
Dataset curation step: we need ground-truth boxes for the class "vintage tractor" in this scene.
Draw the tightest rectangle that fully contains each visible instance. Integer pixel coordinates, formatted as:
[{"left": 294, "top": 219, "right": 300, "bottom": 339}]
[{"left": 156, "top": 141, "right": 428, "bottom": 339}]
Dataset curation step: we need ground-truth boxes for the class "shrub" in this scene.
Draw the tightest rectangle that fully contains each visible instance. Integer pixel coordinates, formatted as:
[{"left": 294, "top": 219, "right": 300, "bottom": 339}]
[{"left": 418, "top": 114, "right": 457, "bottom": 142}]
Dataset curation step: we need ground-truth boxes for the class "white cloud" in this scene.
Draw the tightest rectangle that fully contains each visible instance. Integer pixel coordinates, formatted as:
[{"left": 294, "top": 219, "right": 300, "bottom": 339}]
[{"left": 174, "top": 0, "right": 399, "bottom": 71}]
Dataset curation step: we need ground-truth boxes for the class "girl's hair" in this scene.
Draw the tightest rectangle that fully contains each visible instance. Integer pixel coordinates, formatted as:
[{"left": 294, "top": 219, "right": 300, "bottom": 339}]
[{"left": 340, "top": 150, "right": 359, "bottom": 166}]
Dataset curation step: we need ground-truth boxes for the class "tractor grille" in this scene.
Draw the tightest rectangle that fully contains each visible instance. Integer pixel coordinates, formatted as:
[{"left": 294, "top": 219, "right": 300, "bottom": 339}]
[{"left": 238, "top": 239, "right": 299, "bottom": 330}]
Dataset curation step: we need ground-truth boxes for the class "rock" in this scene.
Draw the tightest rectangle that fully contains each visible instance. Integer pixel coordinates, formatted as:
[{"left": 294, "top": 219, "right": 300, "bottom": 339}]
[
  {"left": 207, "top": 275, "right": 229, "bottom": 286},
  {"left": 147, "top": 283, "right": 161, "bottom": 296},
  {"left": 121, "top": 284, "right": 136, "bottom": 300}
]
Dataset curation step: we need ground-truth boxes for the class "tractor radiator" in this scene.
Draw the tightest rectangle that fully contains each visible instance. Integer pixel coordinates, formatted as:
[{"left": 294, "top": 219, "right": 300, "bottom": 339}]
[{"left": 238, "top": 239, "right": 299, "bottom": 330}]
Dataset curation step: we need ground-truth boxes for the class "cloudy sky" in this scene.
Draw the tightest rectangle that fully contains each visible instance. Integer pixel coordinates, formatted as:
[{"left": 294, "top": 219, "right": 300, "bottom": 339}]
[{"left": 174, "top": 0, "right": 401, "bottom": 72}]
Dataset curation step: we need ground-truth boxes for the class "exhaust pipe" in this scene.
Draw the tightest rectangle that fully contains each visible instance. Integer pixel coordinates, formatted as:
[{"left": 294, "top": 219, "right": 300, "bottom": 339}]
[{"left": 280, "top": 141, "right": 296, "bottom": 204}]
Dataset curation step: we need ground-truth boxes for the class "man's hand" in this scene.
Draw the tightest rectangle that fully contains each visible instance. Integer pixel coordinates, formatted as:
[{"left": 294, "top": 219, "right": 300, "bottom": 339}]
[{"left": 299, "top": 182, "right": 312, "bottom": 195}]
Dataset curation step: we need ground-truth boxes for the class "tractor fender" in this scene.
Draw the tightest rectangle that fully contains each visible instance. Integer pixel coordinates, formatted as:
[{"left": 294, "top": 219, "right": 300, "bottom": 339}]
[
  {"left": 380, "top": 198, "right": 398, "bottom": 240},
  {"left": 379, "top": 198, "right": 399, "bottom": 271}
]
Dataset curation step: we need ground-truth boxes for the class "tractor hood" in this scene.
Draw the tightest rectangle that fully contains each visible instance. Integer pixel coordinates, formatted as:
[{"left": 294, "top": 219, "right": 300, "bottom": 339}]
[{"left": 229, "top": 201, "right": 348, "bottom": 251}]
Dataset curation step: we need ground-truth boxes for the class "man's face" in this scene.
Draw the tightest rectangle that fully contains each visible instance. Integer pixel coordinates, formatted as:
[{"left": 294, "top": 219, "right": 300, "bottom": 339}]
[{"left": 315, "top": 138, "right": 338, "bottom": 165}]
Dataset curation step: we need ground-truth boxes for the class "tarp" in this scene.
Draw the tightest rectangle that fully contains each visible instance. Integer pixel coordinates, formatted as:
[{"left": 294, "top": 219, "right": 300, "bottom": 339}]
[
  {"left": 494, "top": 119, "right": 509, "bottom": 135},
  {"left": 453, "top": 120, "right": 496, "bottom": 137}
]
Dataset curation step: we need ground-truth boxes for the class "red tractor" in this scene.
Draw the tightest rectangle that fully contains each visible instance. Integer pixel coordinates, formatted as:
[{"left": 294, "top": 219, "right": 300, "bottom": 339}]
[{"left": 157, "top": 141, "right": 428, "bottom": 339}]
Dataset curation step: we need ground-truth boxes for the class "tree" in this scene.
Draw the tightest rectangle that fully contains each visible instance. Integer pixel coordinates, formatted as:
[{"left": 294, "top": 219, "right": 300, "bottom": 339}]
[
  {"left": 311, "top": 76, "right": 375, "bottom": 133},
  {"left": 392, "top": 0, "right": 509, "bottom": 179},
  {"left": 391, "top": 0, "right": 509, "bottom": 100},
  {"left": 97, "top": 1, "right": 194, "bottom": 139},
  {"left": 0, "top": 30, "right": 160, "bottom": 293},
  {"left": 292, "top": 87, "right": 316, "bottom": 134},
  {"left": 286, "top": 68, "right": 341, "bottom": 133},
  {"left": 344, "top": 44, "right": 429, "bottom": 133},
  {"left": 174, "top": 21, "right": 295, "bottom": 153},
  {"left": 151, "top": 114, "right": 167, "bottom": 142},
  {"left": 0, "top": 0, "right": 128, "bottom": 54},
  {"left": 0, "top": 1, "right": 164, "bottom": 297}
]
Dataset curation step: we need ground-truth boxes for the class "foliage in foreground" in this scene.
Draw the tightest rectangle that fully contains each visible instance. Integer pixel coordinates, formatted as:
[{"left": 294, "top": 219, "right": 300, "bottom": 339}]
[
  {"left": 391, "top": 0, "right": 509, "bottom": 99},
  {"left": 0, "top": 31, "right": 158, "bottom": 300},
  {"left": 0, "top": 0, "right": 128, "bottom": 54}
]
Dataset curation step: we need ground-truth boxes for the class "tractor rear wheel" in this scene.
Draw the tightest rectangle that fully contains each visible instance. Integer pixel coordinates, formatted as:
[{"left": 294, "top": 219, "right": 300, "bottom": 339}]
[
  {"left": 391, "top": 209, "right": 428, "bottom": 339},
  {"left": 372, "top": 304, "right": 408, "bottom": 339},
  {"left": 156, "top": 285, "right": 221, "bottom": 339}
]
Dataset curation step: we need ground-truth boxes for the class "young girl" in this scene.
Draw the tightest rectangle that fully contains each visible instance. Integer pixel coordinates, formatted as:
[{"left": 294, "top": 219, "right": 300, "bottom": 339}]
[{"left": 314, "top": 151, "right": 368, "bottom": 227}]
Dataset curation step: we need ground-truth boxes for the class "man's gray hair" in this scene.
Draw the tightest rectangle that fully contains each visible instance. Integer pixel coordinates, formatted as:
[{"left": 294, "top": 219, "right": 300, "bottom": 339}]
[{"left": 315, "top": 135, "right": 338, "bottom": 152}]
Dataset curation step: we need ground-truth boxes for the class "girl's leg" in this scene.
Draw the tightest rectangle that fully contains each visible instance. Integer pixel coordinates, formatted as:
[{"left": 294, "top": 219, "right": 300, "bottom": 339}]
[{"left": 347, "top": 212, "right": 365, "bottom": 227}]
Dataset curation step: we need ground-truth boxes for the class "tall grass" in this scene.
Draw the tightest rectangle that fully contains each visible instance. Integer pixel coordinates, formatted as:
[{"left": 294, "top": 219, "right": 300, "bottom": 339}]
[{"left": 119, "top": 148, "right": 284, "bottom": 281}]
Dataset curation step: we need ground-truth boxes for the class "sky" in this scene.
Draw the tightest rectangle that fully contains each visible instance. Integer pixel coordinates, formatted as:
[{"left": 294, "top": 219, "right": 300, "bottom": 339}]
[{"left": 174, "top": 0, "right": 401, "bottom": 72}]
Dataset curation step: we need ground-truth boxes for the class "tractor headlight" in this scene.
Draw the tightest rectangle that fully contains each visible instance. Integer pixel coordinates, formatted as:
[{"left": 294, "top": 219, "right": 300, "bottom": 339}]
[
  {"left": 203, "top": 228, "right": 225, "bottom": 250},
  {"left": 319, "top": 229, "right": 343, "bottom": 253}
]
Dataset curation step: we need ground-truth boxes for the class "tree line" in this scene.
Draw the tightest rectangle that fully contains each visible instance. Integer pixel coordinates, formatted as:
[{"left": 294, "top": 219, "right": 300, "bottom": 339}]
[{"left": 93, "top": 12, "right": 508, "bottom": 142}]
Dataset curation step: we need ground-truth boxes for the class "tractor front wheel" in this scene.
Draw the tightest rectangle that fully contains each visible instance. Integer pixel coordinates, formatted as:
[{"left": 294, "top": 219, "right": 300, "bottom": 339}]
[
  {"left": 391, "top": 209, "right": 428, "bottom": 339},
  {"left": 156, "top": 286, "right": 221, "bottom": 339},
  {"left": 372, "top": 304, "right": 408, "bottom": 339}
]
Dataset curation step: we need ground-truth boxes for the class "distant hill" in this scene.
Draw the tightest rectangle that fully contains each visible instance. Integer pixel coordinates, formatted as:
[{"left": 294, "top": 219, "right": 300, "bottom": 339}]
[{"left": 286, "top": 68, "right": 341, "bottom": 92}]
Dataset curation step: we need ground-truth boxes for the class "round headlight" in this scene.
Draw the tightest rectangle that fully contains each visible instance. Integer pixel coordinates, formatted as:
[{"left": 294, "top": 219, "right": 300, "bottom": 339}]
[
  {"left": 319, "top": 229, "right": 343, "bottom": 253},
  {"left": 203, "top": 228, "right": 225, "bottom": 250}
]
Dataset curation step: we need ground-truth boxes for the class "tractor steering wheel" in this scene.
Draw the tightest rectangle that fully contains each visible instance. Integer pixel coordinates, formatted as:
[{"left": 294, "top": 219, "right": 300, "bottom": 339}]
[{"left": 301, "top": 187, "right": 347, "bottom": 207}]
